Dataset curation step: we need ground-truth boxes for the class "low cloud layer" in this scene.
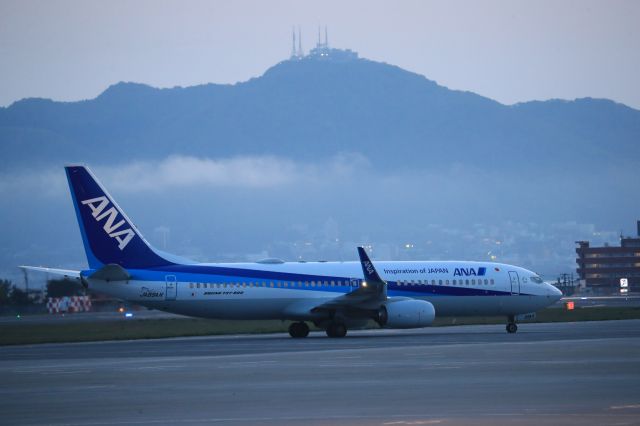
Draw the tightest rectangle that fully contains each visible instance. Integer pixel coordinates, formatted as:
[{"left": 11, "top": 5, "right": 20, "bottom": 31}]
[
  {"left": 0, "top": 154, "right": 371, "bottom": 195},
  {"left": 1, "top": 153, "right": 638, "bottom": 283}
]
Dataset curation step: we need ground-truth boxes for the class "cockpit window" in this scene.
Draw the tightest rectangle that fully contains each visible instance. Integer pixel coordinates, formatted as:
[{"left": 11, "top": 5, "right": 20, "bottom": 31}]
[{"left": 531, "top": 276, "right": 543, "bottom": 284}]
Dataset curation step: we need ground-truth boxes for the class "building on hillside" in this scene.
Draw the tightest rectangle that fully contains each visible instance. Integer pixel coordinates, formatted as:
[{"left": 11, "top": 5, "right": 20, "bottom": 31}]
[
  {"left": 576, "top": 221, "right": 640, "bottom": 294},
  {"left": 290, "top": 26, "right": 358, "bottom": 62}
]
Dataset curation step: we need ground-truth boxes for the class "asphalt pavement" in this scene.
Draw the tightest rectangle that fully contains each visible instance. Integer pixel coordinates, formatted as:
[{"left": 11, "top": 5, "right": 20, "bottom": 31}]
[{"left": 1, "top": 320, "right": 639, "bottom": 425}]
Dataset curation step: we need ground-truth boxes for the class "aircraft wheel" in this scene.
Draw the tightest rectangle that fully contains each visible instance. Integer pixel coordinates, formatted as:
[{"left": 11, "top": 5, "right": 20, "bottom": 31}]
[
  {"left": 288, "top": 322, "right": 310, "bottom": 338},
  {"left": 506, "top": 323, "right": 518, "bottom": 333},
  {"left": 326, "top": 322, "right": 347, "bottom": 338}
]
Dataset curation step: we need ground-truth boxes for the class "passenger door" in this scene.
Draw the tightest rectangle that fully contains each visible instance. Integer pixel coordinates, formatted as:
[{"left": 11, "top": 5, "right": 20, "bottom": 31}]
[
  {"left": 508, "top": 271, "right": 520, "bottom": 295},
  {"left": 165, "top": 275, "right": 177, "bottom": 301}
]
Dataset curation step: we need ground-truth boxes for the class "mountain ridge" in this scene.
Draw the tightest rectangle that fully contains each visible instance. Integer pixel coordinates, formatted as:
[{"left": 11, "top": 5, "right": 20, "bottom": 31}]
[{"left": 1, "top": 55, "right": 639, "bottom": 171}]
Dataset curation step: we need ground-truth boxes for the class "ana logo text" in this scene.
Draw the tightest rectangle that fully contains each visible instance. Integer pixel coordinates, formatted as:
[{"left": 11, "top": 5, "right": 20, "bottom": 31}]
[
  {"left": 364, "top": 261, "right": 375, "bottom": 275},
  {"left": 81, "top": 196, "right": 135, "bottom": 250},
  {"left": 454, "top": 267, "right": 487, "bottom": 277}
]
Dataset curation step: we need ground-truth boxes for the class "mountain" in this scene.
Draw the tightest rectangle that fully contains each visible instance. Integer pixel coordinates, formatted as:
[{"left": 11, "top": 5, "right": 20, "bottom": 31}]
[{"left": 1, "top": 53, "right": 639, "bottom": 171}]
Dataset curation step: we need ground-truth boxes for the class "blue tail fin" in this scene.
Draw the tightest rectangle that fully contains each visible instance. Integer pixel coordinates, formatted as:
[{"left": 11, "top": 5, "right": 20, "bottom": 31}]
[{"left": 65, "top": 165, "right": 173, "bottom": 269}]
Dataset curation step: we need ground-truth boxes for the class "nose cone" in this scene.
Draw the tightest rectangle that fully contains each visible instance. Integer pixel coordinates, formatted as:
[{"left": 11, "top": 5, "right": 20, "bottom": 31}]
[{"left": 548, "top": 283, "right": 563, "bottom": 302}]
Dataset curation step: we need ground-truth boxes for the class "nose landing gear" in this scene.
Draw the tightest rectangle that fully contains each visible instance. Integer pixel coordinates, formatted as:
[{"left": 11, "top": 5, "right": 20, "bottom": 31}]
[{"left": 506, "top": 315, "right": 518, "bottom": 333}]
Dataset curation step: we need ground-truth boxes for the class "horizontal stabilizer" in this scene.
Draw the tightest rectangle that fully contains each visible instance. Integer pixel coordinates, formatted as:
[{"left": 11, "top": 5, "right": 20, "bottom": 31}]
[
  {"left": 89, "top": 264, "right": 130, "bottom": 282},
  {"left": 19, "top": 266, "right": 81, "bottom": 279}
]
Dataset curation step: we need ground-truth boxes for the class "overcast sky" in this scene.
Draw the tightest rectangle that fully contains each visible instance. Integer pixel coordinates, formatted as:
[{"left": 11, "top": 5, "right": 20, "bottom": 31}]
[{"left": 1, "top": 0, "right": 639, "bottom": 108}]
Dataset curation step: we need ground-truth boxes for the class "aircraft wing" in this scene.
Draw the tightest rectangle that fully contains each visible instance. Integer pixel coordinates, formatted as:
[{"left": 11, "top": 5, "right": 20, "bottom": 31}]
[
  {"left": 312, "top": 247, "right": 388, "bottom": 312},
  {"left": 19, "top": 266, "right": 81, "bottom": 279}
]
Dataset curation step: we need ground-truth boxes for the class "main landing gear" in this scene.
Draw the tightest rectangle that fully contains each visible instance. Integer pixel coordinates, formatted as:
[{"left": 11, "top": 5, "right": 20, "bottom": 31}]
[
  {"left": 288, "top": 321, "right": 310, "bottom": 338},
  {"left": 506, "top": 315, "right": 518, "bottom": 333},
  {"left": 287, "top": 321, "right": 349, "bottom": 338},
  {"left": 325, "top": 322, "right": 347, "bottom": 338}
]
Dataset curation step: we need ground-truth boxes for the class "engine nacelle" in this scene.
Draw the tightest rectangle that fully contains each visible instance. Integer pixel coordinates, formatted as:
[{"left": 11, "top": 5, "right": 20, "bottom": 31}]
[{"left": 380, "top": 299, "right": 436, "bottom": 329}]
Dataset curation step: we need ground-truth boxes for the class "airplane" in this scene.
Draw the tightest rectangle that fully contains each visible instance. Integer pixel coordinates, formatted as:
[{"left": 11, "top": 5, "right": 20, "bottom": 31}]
[{"left": 22, "top": 165, "right": 563, "bottom": 338}]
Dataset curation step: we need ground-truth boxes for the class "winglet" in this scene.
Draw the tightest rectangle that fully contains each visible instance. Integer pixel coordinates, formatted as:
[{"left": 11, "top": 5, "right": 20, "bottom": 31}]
[{"left": 357, "top": 246, "right": 385, "bottom": 285}]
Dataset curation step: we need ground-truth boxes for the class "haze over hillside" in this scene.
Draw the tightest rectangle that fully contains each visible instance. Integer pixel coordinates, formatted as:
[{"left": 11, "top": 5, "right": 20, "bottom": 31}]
[{"left": 1, "top": 49, "right": 639, "bottom": 286}]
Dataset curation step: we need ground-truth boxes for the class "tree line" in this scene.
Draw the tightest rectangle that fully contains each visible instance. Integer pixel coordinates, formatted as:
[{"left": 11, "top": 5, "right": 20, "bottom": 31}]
[{"left": 0, "top": 278, "right": 84, "bottom": 307}]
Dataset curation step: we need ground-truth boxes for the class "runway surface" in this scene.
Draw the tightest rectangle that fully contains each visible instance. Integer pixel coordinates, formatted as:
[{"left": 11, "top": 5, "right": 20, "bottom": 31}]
[{"left": 2, "top": 320, "right": 640, "bottom": 425}]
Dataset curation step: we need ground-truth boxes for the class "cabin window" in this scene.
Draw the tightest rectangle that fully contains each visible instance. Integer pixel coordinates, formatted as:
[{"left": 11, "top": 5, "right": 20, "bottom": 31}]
[
  {"left": 189, "top": 283, "right": 194, "bottom": 289},
  {"left": 484, "top": 279, "right": 488, "bottom": 285},
  {"left": 465, "top": 279, "right": 469, "bottom": 285},
  {"left": 269, "top": 282, "right": 274, "bottom": 287},
  {"left": 438, "top": 280, "right": 442, "bottom": 285},
  {"left": 445, "top": 280, "right": 449, "bottom": 285},
  {"left": 490, "top": 279, "right": 495, "bottom": 285}
]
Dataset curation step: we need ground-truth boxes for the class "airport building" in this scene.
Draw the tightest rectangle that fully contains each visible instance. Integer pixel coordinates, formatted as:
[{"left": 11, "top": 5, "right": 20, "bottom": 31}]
[{"left": 576, "top": 221, "right": 640, "bottom": 293}]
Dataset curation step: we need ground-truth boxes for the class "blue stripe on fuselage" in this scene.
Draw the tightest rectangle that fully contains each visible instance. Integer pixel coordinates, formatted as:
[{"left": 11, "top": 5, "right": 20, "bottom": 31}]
[{"left": 82, "top": 264, "right": 528, "bottom": 297}]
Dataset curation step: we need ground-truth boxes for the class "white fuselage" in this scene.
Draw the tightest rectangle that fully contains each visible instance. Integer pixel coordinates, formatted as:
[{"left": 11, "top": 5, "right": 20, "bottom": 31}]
[{"left": 85, "top": 260, "right": 562, "bottom": 320}]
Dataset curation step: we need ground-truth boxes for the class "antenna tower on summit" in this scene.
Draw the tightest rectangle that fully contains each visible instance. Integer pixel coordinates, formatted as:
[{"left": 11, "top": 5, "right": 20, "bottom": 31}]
[{"left": 291, "top": 27, "right": 296, "bottom": 58}]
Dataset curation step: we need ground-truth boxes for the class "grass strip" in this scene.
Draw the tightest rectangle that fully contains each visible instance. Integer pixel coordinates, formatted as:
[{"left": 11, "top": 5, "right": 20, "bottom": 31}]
[{"left": 2, "top": 307, "right": 640, "bottom": 346}]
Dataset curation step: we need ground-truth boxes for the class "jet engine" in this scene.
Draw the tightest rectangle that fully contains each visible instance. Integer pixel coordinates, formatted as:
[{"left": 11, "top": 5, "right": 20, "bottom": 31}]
[{"left": 378, "top": 299, "right": 436, "bottom": 329}]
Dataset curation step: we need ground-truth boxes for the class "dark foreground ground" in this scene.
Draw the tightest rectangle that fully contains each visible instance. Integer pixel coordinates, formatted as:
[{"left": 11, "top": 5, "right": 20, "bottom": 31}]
[{"left": 1, "top": 320, "right": 639, "bottom": 425}]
